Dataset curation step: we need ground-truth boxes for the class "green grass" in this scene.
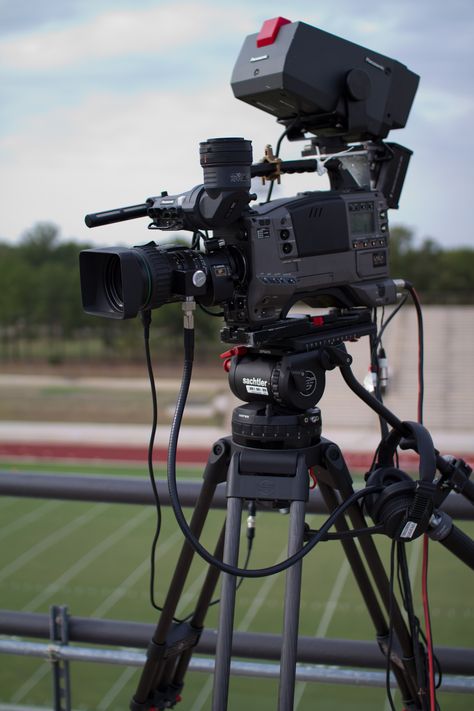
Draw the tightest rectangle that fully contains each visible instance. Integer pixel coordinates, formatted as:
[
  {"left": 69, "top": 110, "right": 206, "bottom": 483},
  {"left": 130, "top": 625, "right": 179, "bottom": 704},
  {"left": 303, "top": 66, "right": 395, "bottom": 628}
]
[{"left": 0, "top": 463, "right": 473, "bottom": 710}]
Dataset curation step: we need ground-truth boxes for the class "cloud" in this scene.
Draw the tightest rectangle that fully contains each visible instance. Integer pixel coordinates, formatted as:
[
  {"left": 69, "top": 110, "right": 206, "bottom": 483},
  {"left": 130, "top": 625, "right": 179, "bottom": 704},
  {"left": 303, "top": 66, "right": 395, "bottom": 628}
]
[
  {"left": 416, "top": 87, "right": 474, "bottom": 123},
  {"left": 0, "top": 2, "right": 249, "bottom": 71},
  {"left": 0, "top": 84, "right": 299, "bottom": 244}
]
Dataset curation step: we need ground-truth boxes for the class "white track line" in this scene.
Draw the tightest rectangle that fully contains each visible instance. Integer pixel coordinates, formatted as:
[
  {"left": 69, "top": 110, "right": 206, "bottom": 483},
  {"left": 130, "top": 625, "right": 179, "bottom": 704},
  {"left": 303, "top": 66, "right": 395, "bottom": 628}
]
[
  {"left": 97, "top": 666, "right": 137, "bottom": 711},
  {"left": 94, "top": 528, "right": 209, "bottom": 710},
  {"left": 10, "top": 663, "right": 50, "bottom": 704},
  {"left": 0, "top": 504, "right": 108, "bottom": 581},
  {"left": 0, "top": 500, "right": 61, "bottom": 543},
  {"left": 23, "top": 506, "right": 152, "bottom": 612},
  {"left": 9, "top": 506, "right": 153, "bottom": 701},
  {"left": 5, "top": 506, "right": 107, "bottom": 705},
  {"left": 91, "top": 527, "right": 183, "bottom": 619}
]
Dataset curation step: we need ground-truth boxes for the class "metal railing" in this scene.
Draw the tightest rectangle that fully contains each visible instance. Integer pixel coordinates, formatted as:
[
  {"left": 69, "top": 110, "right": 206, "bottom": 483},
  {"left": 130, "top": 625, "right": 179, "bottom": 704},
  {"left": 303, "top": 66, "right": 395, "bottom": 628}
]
[{"left": 1, "top": 470, "right": 473, "bottom": 710}]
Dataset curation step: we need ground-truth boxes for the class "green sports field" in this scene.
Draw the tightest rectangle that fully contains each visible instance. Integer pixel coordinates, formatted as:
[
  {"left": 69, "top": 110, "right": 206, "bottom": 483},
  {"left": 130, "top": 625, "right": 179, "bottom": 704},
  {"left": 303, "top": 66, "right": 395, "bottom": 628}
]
[{"left": 0, "top": 461, "right": 472, "bottom": 710}]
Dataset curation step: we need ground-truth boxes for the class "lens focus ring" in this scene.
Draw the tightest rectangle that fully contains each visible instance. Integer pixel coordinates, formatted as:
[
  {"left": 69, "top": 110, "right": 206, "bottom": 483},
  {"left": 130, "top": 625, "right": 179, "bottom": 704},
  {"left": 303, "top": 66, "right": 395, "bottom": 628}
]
[{"left": 136, "top": 243, "right": 173, "bottom": 309}]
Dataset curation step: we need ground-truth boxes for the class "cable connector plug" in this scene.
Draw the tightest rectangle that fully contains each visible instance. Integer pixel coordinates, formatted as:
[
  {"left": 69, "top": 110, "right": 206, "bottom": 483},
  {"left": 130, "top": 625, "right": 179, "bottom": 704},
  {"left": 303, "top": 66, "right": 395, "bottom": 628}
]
[
  {"left": 247, "top": 501, "right": 257, "bottom": 543},
  {"left": 182, "top": 297, "right": 196, "bottom": 330},
  {"left": 377, "top": 347, "right": 388, "bottom": 393}
]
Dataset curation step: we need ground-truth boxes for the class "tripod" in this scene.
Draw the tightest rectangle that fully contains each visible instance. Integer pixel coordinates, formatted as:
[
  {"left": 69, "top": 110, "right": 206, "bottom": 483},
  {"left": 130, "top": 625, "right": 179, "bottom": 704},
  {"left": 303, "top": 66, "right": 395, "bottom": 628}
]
[{"left": 130, "top": 341, "right": 474, "bottom": 711}]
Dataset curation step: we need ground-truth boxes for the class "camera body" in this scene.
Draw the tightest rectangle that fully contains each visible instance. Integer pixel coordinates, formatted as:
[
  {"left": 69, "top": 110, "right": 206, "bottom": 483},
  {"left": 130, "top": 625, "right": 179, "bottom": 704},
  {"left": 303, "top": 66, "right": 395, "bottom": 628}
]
[
  {"left": 80, "top": 177, "right": 395, "bottom": 334},
  {"left": 214, "top": 187, "right": 394, "bottom": 331},
  {"left": 80, "top": 18, "right": 418, "bottom": 344}
]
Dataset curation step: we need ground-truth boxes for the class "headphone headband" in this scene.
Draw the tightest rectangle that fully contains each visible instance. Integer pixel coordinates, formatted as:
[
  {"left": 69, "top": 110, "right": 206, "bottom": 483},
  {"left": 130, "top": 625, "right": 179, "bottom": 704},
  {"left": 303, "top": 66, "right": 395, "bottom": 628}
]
[{"left": 376, "top": 421, "right": 436, "bottom": 482}]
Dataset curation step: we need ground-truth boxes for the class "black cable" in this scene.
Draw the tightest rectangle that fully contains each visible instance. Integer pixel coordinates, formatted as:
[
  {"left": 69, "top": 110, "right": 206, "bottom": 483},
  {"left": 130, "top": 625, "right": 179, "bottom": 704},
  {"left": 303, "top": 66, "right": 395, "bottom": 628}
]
[
  {"left": 385, "top": 539, "right": 397, "bottom": 711},
  {"left": 179, "top": 531, "right": 255, "bottom": 624},
  {"left": 404, "top": 282, "right": 424, "bottom": 424},
  {"left": 166, "top": 309, "right": 385, "bottom": 578},
  {"left": 397, "top": 542, "right": 429, "bottom": 709},
  {"left": 375, "top": 294, "right": 408, "bottom": 351},
  {"left": 306, "top": 523, "right": 385, "bottom": 540},
  {"left": 191, "top": 229, "right": 209, "bottom": 250},
  {"left": 369, "top": 327, "right": 389, "bottom": 441},
  {"left": 141, "top": 310, "right": 164, "bottom": 613}
]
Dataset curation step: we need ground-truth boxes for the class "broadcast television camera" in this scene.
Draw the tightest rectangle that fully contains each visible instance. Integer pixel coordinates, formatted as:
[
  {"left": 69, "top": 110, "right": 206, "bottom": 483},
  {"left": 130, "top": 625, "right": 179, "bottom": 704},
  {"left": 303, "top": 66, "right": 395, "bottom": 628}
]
[
  {"left": 80, "top": 18, "right": 419, "bottom": 347},
  {"left": 77, "top": 21, "right": 474, "bottom": 711}
]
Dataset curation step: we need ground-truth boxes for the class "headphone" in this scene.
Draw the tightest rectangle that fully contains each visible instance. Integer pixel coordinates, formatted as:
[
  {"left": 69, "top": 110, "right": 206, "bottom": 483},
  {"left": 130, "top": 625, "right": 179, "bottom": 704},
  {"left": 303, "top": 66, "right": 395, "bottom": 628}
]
[{"left": 364, "top": 422, "right": 438, "bottom": 541}]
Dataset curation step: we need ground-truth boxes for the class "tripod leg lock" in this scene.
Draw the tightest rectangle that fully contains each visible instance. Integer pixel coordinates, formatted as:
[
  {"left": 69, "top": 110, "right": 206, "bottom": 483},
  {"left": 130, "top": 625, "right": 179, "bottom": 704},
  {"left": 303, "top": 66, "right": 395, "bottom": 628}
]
[{"left": 130, "top": 681, "right": 184, "bottom": 711}]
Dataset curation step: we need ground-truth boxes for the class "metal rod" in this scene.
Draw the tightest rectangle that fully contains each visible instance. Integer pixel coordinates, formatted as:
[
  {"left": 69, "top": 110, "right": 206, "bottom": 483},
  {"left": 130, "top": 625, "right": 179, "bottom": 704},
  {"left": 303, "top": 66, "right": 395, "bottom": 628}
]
[
  {"left": 278, "top": 499, "right": 306, "bottom": 711},
  {"left": 1, "top": 471, "right": 471, "bottom": 519},
  {"left": 1, "top": 611, "right": 473, "bottom": 675},
  {"left": 1, "top": 640, "right": 472, "bottom": 693},
  {"left": 212, "top": 496, "right": 242, "bottom": 711}
]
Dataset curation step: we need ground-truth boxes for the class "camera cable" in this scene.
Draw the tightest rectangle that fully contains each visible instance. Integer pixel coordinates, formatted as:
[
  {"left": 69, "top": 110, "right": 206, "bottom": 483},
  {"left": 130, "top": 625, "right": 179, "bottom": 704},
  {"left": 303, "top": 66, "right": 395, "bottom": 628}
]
[
  {"left": 165, "top": 300, "right": 385, "bottom": 578},
  {"left": 403, "top": 282, "right": 438, "bottom": 710},
  {"left": 141, "top": 310, "right": 165, "bottom": 615}
]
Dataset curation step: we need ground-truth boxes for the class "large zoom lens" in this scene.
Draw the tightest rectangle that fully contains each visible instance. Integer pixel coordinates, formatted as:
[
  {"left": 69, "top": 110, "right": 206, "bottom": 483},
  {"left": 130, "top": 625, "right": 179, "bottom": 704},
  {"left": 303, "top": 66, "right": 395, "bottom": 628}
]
[
  {"left": 104, "top": 255, "right": 124, "bottom": 311},
  {"left": 80, "top": 242, "right": 237, "bottom": 319}
]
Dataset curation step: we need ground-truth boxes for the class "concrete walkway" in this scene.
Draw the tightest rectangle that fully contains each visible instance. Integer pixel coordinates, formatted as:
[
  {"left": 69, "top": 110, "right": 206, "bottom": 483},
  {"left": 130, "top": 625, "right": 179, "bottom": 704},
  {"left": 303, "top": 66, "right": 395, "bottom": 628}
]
[{"left": 0, "top": 420, "right": 472, "bottom": 461}]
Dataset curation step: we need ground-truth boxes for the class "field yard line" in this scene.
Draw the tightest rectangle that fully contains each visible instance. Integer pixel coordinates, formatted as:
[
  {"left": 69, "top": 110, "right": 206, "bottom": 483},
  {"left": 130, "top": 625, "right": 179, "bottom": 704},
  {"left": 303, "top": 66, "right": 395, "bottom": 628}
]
[
  {"left": 22, "top": 507, "right": 152, "bottom": 613},
  {"left": 189, "top": 541, "right": 289, "bottom": 711},
  {"left": 314, "top": 558, "right": 351, "bottom": 638},
  {"left": 9, "top": 663, "right": 50, "bottom": 704},
  {"left": 237, "top": 556, "right": 285, "bottom": 633},
  {"left": 175, "top": 568, "right": 207, "bottom": 618},
  {"left": 188, "top": 677, "right": 214, "bottom": 711},
  {"left": 0, "top": 500, "right": 61, "bottom": 543},
  {"left": 94, "top": 530, "right": 217, "bottom": 710},
  {"left": 0, "top": 504, "right": 108, "bottom": 581},
  {"left": 97, "top": 666, "right": 137, "bottom": 711},
  {"left": 293, "top": 558, "right": 351, "bottom": 710},
  {"left": 91, "top": 528, "right": 183, "bottom": 618}
]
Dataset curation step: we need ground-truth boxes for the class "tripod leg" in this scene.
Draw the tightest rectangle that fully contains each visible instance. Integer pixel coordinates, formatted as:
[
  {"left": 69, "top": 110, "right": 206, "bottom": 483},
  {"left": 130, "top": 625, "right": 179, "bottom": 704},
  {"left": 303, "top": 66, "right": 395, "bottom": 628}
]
[
  {"left": 212, "top": 495, "right": 243, "bottom": 711},
  {"left": 318, "top": 480, "right": 417, "bottom": 705},
  {"left": 278, "top": 499, "right": 306, "bottom": 711},
  {"left": 317, "top": 442, "right": 423, "bottom": 707},
  {"left": 131, "top": 438, "right": 230, "bottom": 710},
  {"left": 156, "top": 524, "right": 227, "bottom": 698}
]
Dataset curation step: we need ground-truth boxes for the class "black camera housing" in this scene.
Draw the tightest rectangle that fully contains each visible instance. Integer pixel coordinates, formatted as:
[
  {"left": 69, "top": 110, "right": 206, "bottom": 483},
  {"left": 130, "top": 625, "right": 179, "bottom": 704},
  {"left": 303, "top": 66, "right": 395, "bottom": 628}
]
[
  {"left": 231, "top": 20, "right": 419, "bottom": 142},
  {"left": 80, "top": 20, "right": 418, "bottom": 343}
]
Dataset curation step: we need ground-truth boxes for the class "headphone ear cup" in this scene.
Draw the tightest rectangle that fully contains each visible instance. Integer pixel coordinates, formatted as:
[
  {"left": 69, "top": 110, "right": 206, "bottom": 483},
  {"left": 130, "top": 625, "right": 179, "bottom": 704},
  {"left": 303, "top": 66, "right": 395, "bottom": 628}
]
[{"left": 364, "top": 467, "right": 416, "bottom": 540}]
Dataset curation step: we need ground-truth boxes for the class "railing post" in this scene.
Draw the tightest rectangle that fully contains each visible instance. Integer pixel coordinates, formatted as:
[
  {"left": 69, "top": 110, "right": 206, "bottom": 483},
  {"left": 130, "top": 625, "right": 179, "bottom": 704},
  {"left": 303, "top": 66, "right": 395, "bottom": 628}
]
[{"left": 49, "top": 605, "right": 72, "bottom": 711}]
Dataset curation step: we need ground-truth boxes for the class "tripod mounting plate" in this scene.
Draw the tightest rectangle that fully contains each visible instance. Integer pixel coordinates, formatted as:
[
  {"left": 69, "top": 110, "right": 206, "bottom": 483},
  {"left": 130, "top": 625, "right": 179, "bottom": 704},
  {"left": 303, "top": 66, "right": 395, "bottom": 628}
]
[{"left": 222, "top": 308, "right": 376, "bottom": 351}]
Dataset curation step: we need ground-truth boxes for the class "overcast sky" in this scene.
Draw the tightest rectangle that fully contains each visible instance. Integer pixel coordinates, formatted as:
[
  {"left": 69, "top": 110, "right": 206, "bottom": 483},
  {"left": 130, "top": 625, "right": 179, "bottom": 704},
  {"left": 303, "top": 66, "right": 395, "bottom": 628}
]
[{"left": 0, "top": 0, "right": 473, "bottom": 248}]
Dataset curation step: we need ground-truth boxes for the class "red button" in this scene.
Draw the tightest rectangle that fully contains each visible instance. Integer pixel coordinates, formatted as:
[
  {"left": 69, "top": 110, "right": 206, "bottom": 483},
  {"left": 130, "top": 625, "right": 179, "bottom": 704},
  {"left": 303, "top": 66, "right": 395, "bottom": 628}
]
[
  {"left": 311, "top": 316, "right": 325, "bottom": 327},
  {"left": 256, "top": 17, "right": 291, "bottom": 48}
]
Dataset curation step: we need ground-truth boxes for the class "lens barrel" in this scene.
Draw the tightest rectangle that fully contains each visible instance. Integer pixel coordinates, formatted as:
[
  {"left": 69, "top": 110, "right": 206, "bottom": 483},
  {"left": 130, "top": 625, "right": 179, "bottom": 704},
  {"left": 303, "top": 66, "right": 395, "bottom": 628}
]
[{"left": 200, "top": 137, "right": 252, "bottom": 196}]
